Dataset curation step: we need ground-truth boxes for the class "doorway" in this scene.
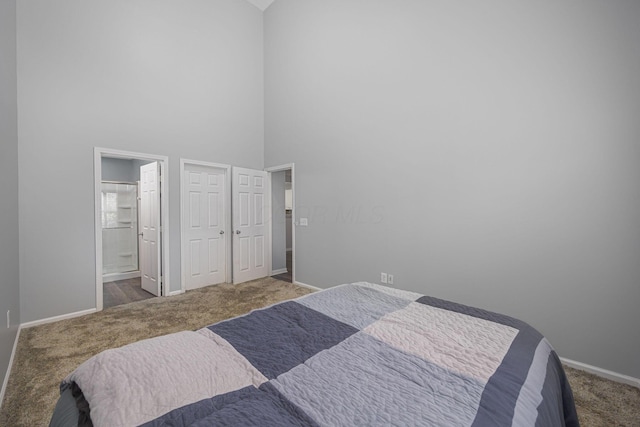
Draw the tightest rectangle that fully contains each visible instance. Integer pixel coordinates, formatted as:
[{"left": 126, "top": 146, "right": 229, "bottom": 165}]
[
  {"left": 94, "top": 148, "right": 171, "bottom": 311},
  {"left": 100, "top": 172, "right": 150, "bottom": 309},
  {"left": 267, "top": 164, "right": 295, "bottom": 284}
]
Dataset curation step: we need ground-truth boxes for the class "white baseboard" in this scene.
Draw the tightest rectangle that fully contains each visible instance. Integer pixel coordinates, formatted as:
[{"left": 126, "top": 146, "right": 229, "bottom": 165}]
[
  {"left": 293, "top": 280, "right": 323, "bottom": 292},
  {"left": 168, "top": 290, "right": 185, "bottom": 297},
  {"left": 20, "top": 308, "right": 97, "bottom": 329},
  {"left": 271, "top": 268, "right": 288, "bottom": 276},
  {"left": 0, "top": 327, "right": 21, "bottom": 410},
  {"left": 561, "top": 357, "right": 640, "bottom": 389}
]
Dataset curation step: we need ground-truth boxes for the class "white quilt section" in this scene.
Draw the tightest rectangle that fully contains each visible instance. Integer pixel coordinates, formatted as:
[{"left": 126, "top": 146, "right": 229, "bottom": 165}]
[
  {"left": 64, "top": 330, "right": 267, "bottom": 427},
  {"left": 364, "top": 302, "right": 519, "bottom": 383}
]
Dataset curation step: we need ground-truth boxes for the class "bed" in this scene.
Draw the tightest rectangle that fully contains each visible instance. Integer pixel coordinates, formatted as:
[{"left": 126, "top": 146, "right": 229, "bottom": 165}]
[{"left": 50, "top": 282, "right": 579, "bottom": 426}]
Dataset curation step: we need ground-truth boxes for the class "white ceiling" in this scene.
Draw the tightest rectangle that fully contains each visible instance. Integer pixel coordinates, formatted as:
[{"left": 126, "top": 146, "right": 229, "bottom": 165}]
[{"left": 246, "top": 0, "right": 275, "bottom": 11}]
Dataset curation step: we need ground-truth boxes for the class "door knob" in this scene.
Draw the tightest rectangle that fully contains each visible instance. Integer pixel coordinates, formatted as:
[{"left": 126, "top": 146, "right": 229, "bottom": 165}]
[
  {"left": 219, "top": 230, "right": 224, "bottom": 235},
  {"left": 236, "top": 230, "right": 241, "bottom": 234}
]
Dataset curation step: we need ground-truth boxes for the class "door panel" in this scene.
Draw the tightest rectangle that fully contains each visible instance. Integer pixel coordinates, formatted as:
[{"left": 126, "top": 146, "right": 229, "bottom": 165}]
[
  {"left": 190, "top": 240, "right": 200, "bottom": 275},
  {"left": 233, "top": 167, "right": 269, "bottom": 284},
  {"left": 255, "top": 235, "right": 265, "bottom": 268},
  {"left": 183, "top": 164, "right": 227, "bottom": 290},
  {"left": 208, "top": 194, "right": 219, "bottom": 227},
  {"left": 140, "top": 162, "right": 161, "bottom": 296},
  {"left": 254, "top": 193, "right": 264, "bottom": 225}
]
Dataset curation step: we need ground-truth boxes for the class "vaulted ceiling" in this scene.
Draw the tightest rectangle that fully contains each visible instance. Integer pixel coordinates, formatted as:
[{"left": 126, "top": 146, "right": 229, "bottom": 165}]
[{"left": 246, "top": 0, "right": 275, "bottom": 11}]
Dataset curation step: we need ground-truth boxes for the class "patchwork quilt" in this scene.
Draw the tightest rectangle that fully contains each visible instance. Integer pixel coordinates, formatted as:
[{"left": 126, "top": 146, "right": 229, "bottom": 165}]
[{"left": 61, "top": 282, "right": 579, "bottom": 427}]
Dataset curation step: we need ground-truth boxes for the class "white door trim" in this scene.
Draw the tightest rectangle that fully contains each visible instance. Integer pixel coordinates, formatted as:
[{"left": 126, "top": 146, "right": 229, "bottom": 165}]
[
  {"left": 179, "top": 159, "right": 232, "bottom": 293},
  {"left": 266, "top": 163, "right": 295, "bottom": 284},
  {"left": 94, "top": 147, "right": 171, "bottom": 311}
]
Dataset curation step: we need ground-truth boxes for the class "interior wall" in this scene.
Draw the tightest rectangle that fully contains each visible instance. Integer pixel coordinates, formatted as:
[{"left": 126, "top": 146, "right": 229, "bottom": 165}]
[
  {"left": 17, "top": 0, "right": 264, "bottom": 322},
  {"left": 264, "top": 0, "right": 640, "bottom": 378},
  {"left": 101, "top": 158, "right": 136, "bottom": 182},
  {"left": 101, "top": 157, "right": 153, "bottom": 182},
  {"left": 0, "top": 0, "right": 20, "bottom": 393}
]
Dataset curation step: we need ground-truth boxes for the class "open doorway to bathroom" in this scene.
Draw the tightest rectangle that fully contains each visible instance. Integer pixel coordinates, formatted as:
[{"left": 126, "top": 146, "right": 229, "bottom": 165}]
[
  {"left": 94, "top": 148, "right": 171, "bottom": 311},
  {"left": 100, "top": 158, "right": 154, "bottom": 308}
]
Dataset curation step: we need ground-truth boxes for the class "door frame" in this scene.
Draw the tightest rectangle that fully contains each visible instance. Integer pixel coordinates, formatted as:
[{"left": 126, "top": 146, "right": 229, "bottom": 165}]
[
  {"left": 179, "top": 159, "right": 232, "bottom": 293},
  {"left": 94, "top": 147, "right": 171, "bottom": 311},
  {"left": 266, "top": 163, "right": 296, "bottom": 284}
]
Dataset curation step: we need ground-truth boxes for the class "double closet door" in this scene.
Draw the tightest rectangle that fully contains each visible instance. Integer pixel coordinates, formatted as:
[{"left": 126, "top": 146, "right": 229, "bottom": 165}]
[{"left": 183, "top": 165, "right": 268, "bottom": 290}]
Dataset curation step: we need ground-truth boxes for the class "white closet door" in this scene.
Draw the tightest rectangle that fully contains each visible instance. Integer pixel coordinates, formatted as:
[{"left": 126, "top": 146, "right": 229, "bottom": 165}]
[
  {"left": 183, "top": 164, "right": 227, "bottom": 290},
  {"left": 232, "top": 167, "right": 269, "bottom": 284}
]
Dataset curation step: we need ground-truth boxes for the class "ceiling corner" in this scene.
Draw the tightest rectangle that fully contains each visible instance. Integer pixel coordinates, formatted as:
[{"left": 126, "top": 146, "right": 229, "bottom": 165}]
[{"left": 246, "top": 0, "right": 275, "bottom": 12}]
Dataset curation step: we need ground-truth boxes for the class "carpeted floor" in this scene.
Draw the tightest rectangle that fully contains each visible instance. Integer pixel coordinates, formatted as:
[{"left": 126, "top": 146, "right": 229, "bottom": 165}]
[
  {"left": 563, "top": 365, "right": 640, "bottom": 426},
  {"left": 1, "top": 277, "right": 638, "bottom": 426}
]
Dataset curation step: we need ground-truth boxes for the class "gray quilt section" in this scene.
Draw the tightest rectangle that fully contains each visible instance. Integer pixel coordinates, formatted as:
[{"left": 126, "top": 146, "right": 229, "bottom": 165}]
[
  {"left": 272, "top": 332, "right": 485, "bottom": 427},
  {"left": 511, "top": 338, "right": 553, "bottom": 426}
]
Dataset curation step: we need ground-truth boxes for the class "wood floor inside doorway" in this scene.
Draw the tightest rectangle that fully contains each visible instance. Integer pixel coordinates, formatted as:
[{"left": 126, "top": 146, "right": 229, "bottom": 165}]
[
  {"left": 103, "top": 277, "right": 155, "bottom": 309},
  {"left": 271, "top": 250, "right": 292, "bottom": 283}
]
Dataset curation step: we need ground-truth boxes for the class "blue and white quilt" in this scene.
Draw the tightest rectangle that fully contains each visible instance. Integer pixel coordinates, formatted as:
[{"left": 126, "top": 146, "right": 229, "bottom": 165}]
[{"left": 62, "top": 282, "right": 579, "bottom": 427}]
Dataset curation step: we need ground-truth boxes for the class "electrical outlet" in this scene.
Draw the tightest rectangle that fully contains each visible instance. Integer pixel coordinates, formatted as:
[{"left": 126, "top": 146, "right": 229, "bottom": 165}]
[
  {"left": 6, "top": 310, "right": 10, "bottom": 329},
  {"left": 387, "top": 274, "right": 394, "bottom": 285},
  {"left": 381, "top": 272, "right": 388, "bottom": 284}
]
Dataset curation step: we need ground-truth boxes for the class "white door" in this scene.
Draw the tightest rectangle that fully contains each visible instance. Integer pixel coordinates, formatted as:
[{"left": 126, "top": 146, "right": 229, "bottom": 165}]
[
  {"left": 233, "top": 167, "right": 269, "bottom": 284},
  {"left": 140, "top": 162, "right": 161, "bottom": 296},
  {"left": 183, "top": 164, "right": 227, "bottom": 290}
]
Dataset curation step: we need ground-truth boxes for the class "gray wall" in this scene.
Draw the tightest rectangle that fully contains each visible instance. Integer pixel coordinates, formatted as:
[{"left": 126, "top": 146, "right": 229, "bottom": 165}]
[
  {"left": 0, "top": 0, "right": 20, "bottom": 391},
  {"left": 101, "top": 158, "right": 135, "bottom": 182},
  {"left": 101, "top": 157, "right": 153, "bottom": 182},
  {"left": 265, "top": 0, "right": 640, "bottom": 378},
  {"left": 271, "top": 170, "right": 286, "bottom": 271},
  {"left": 17, "top": 0, "right": 264, "bottom": 322}
]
